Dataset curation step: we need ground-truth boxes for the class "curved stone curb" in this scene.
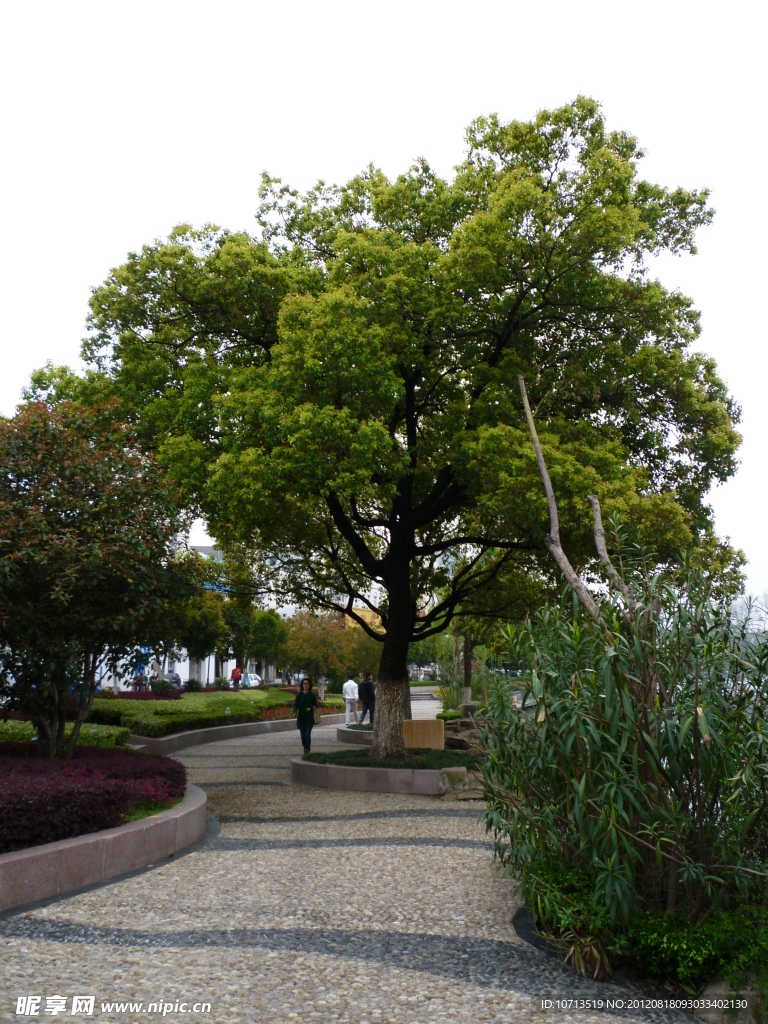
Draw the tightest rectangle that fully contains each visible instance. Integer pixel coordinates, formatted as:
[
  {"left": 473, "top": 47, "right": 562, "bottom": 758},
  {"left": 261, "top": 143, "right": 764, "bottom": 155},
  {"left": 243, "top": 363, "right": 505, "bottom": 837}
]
[
  {"left": 129, "top": 713, "right": 347, "bottom": 755},
  {"left": 336, "top": 726, "right": 373, "bottom": 745},
  {"left": 291, "top": 757, "right": 441, "bottom": 795},
  {"left": 0, "top": 784, "right": 207, "bottom": 914}
]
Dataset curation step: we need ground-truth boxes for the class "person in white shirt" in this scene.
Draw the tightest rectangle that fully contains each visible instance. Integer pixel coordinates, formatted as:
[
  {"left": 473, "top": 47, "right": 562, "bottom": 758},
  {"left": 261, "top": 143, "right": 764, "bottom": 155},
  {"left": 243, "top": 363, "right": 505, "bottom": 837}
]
[{"left": 342, "top": 676, "right": 359, "bottom": 725}]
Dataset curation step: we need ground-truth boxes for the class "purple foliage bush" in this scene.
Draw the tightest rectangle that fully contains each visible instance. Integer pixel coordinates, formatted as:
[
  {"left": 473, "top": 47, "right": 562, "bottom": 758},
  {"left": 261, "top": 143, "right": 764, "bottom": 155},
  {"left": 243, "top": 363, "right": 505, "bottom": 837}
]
[{"left": 0, "top": 744, "right": 187, "bottom": 853}]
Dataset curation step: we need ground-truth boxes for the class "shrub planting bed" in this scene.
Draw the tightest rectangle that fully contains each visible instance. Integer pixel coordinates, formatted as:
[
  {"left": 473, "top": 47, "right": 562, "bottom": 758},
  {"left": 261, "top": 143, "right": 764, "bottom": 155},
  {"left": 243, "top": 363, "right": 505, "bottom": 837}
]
[
  {"left": 0, "top": 720, "right": 130, "bottom": 747},
  {"left": 89, "top": 690, "right": 345, "bottom": 737},
  {"left": 104, "top": 690, "right": 183, "bottom": 701},
  {"left": 305, "top": 748, "right": 481, "bottom": 771},
  {"left": 0, "top": 743, "right": 186, "bottom": 853}
]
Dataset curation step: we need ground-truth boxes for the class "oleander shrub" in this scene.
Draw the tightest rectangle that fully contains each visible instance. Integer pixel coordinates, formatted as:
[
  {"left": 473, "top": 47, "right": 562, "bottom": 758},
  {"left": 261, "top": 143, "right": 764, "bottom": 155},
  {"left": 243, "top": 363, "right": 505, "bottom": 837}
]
[
  {"left": 0, "top": 744, "right": 186, "bottom": 852},
  {"left": 184, "top": 678, "right": 202, "bottom": 692},
  {"left": 213, "top": 677, "right": 230, "bottom": 690},
  {"left": 483, "top": 563, "right": 768, "bottom": 979}
]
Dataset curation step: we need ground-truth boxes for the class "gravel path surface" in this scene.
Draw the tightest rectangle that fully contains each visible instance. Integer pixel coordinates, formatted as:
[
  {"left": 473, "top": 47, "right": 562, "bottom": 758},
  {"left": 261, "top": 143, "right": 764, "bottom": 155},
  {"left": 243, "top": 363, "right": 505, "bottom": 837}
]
[{"left": 1, "top": 725, "right": 689, "bottom": 1023}]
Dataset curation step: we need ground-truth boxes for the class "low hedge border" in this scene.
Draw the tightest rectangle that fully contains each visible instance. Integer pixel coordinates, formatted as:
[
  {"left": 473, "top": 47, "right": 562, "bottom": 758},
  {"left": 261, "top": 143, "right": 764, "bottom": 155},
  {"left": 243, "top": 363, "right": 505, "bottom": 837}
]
[{"left": 130, "top": 713, "right": 348, "bottom": 756}]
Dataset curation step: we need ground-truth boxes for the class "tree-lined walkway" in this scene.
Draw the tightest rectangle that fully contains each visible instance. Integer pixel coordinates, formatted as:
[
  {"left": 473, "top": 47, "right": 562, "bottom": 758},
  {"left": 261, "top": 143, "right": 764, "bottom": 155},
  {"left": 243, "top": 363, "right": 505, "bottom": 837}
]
[{"left": 3, "top": 726, "right": 687, "bottom": 1023}]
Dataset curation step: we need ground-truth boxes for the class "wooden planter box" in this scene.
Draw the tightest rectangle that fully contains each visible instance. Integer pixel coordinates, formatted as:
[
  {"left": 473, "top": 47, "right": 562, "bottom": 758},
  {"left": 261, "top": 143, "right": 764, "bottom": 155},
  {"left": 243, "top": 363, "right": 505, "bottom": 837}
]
[{"left": 403, "top": 719, "right": 444, "bottom": 750}]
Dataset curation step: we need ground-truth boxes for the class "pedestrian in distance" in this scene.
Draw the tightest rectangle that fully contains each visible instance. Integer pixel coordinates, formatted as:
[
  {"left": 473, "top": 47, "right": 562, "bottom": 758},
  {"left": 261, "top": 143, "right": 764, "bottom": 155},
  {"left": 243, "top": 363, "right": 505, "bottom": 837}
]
[
  {"left": 359, "top": 671, "right": 375, "bottom": 725},
  {"left": 293, "top": 676, "right": 319, "bottom": 754},
  {"left": 342, "top": 675, "right": 359, "bottom": 725}
]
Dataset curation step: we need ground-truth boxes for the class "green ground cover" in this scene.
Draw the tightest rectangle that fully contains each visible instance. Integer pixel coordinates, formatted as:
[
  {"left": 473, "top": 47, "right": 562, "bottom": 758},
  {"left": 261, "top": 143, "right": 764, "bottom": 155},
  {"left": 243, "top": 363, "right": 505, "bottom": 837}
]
[
  {"left": 90, "top": 690, "right": 344, "bottom": 737},
  {"left": 347, "top": 723, "right": 374, "bottom": 731},
  {"left": 305, "top": 748, "right": 481, "bottom": 770},
  {"left": 0, "top": 720, "right": 130, "bottom": 747},
  {"left": 123, "top": 795, "right": 184, "bottom": 823}
]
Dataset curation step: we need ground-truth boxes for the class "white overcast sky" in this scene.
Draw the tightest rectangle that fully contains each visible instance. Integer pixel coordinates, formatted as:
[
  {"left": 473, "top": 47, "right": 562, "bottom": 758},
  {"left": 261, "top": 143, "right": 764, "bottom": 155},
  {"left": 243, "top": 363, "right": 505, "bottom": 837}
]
[{"left": 1, "top": 1, "right": 765, "bottom": 592}]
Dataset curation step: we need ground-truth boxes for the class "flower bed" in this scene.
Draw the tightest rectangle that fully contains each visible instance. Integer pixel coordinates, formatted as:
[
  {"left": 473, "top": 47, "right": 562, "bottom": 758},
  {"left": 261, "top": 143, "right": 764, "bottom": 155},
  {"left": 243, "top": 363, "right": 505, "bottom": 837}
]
[
  {"left": 259, "top": 702, "right": 342, "bottom": 722},
  {"left": 0, "top": 743, "right": 186, "bottom": 853}
]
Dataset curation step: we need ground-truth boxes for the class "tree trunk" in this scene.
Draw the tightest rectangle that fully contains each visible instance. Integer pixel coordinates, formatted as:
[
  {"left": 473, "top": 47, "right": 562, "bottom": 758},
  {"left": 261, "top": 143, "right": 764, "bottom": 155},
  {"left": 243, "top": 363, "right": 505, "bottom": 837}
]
[
  {"left": 462, "top": 635, "right": 473, "bottom": 706},
  {"left": 371, "top": 586, "right": 412, "bottom": 758}
]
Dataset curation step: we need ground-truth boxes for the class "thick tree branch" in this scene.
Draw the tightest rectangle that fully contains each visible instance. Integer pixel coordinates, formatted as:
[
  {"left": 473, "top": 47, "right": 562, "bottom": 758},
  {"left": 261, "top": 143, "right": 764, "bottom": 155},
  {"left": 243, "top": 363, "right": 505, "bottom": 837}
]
[{"left": 325, "top": 492, "right": 383, "bottom": 580}]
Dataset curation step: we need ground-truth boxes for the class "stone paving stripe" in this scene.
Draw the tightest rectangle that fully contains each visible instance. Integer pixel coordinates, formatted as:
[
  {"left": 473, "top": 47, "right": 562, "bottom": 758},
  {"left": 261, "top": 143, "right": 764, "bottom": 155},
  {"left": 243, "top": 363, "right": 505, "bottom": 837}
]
[
  {"left": 208, "top": 836, "right": 491, "bottom": 851},
  {"left": 0, "top": 919, "right": 688, "bottom": 1021},
  {"left": 215, "top": 808, "right": 483, "bottom": 824}
]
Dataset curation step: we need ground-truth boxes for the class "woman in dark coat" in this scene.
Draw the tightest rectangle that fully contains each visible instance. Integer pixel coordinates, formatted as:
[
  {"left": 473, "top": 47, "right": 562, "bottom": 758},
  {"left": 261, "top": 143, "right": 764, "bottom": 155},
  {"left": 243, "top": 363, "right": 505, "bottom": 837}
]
[{"left": 293, "top": 676, "right": 319, "bottom": 753}]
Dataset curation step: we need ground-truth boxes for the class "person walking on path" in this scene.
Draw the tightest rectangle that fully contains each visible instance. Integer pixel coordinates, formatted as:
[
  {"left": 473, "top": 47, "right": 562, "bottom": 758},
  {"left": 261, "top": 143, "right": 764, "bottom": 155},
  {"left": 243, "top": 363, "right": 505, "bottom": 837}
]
[
  {"left": 359, "top": 672, "right": 375, "bottom": 724},
  {"left": 342, "top": 676, "right": 359, "bottom": 725},
  {"left": 293, "top": 677, "right": 319, "bottom": 753}
]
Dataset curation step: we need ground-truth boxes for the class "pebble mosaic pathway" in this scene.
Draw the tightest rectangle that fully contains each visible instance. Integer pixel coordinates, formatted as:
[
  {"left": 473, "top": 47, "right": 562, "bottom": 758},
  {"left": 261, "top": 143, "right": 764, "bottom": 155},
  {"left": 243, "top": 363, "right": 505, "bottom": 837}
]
[{"left": 2, "top": 725, "right": 689, "bottom": 1024}]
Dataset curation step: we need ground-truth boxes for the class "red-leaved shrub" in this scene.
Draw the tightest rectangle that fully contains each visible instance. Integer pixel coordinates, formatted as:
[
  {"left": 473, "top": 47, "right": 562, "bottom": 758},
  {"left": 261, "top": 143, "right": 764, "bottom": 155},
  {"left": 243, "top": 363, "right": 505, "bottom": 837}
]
[
  {"left": 0, "top": 744, "right": 187, "bottom": 853},
  {"left": 259, "top": 702, "right": 339, "bottom": 722}
]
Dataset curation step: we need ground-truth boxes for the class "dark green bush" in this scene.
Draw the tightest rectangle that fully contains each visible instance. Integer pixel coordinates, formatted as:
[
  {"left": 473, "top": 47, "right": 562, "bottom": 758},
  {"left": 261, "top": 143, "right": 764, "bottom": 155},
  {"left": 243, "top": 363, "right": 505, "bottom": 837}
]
[
  {"left": 326, "top": 678, "right": 343, "bottom": 694},
  {"left": 628, "top": 907, "right": 768, "bottom": 988},
  {"left": 212, "top": 677, "right": 230, "bottom": 691},
  {"left": 150, "top": 679, "right": 175, "bottom": 697},
  {"left": 184, "top": 678, "right": 202, "bottom": 692}
]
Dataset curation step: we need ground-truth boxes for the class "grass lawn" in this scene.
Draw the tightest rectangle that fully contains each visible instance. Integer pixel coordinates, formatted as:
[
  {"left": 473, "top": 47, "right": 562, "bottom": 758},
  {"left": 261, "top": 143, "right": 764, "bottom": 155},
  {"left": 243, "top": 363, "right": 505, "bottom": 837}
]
[
  {"left": 89, "top": 690, "right": 344, "bottom": 738},
  {"left": 305, "top": 748, "right": 481, "bottom": 771},
  {"left": 0, "top": 720, "right": 130, "bottom": 747}
]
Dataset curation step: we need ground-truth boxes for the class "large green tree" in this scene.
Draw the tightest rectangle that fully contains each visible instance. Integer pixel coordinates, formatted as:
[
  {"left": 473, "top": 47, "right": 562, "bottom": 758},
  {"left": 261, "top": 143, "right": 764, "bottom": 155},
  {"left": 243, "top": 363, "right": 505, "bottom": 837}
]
[{"left": 83, "top": 98, "right": 739, "bottom": 755}]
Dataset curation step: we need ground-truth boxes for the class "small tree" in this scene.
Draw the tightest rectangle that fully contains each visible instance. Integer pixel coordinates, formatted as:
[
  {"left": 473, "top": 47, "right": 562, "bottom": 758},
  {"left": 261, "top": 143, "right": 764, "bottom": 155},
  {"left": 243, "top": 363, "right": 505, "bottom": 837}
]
[
  {"left": 0, "top": 402, "right": 189, "bottom": 756},
  {"left": 175, "top": 588, "right": 227, "bottom": 680}
]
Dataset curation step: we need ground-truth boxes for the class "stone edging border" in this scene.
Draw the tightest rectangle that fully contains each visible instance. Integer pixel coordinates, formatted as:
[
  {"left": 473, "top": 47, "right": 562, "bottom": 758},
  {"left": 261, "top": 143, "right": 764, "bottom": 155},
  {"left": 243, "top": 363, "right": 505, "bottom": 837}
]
[
  {"left": 0, "top": 784, "right": 207, "bottom": 915},
  {"left": 129, "top": 713, "right": 347, "bottom": 755},
  {"left": 291, "top": 757, "right": 440, "bottom": 795},
  {"left": 336, "top": 726, "right": 373, "bottom": 745}
]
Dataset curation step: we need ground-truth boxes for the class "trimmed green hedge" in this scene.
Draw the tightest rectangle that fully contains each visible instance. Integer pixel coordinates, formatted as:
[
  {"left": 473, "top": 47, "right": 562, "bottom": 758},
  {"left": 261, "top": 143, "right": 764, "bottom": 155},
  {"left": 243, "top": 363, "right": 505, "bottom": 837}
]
[
  {"left": 0, "top": 720, "right": 130, "bottom": 747},
  {"left": 89, "top": 690, "right": 345, "bottom": 738},
  {"left": 305, "top": 748, "right": 481, "bottom": 770}
]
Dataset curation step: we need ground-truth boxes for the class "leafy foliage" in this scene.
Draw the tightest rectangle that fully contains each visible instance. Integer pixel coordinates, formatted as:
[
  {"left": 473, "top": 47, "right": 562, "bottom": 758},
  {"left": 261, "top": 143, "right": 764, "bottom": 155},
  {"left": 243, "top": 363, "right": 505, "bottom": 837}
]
[
  {"left": 82, "top": 97, "right": 739, "bottom": 756},
  {"left": 483, "top": 559, "right": 768, "bottom": 975},
  {"left": 0, "top": 402, "right": 193, "bottom": 756},
  {"left": 628, "top": 907, "right": 768, "bottom": 987}
]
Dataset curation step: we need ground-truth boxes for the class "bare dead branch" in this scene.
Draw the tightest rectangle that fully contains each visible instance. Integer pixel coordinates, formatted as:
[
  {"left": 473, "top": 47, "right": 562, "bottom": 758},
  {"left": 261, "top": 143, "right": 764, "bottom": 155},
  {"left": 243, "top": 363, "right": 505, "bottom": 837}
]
[
  {"left": 587, "top": 494, "right": 636, "bottom": 616},
  {"left": 518, "top": 375, "right": 603, "bottom": 624}
]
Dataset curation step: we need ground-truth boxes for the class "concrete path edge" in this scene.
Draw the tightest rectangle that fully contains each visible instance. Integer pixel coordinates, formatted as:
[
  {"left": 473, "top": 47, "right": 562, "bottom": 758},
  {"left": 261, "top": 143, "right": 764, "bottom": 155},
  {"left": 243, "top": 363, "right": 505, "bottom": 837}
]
[
  {"left": 0, "top": 783, "right": 207, "bottom": 914},
  {"left": 130, "top": 712, "right": 347, "bottom": 755},
  {"left": 291, "top": 757, "right": 440, "bottom": 794}
]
